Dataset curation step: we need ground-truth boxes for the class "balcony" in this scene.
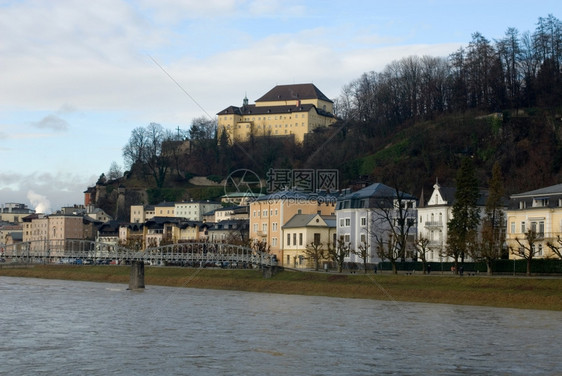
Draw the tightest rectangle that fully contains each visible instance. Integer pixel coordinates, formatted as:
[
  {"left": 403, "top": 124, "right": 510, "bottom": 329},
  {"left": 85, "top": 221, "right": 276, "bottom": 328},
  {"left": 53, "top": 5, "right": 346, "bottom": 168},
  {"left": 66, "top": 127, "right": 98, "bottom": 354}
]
[
  {"left": 424, "top": 221, "right": 444, "bottom": 228},
  {"left": 428, "top": 240, "right": 443, "bottom": 247},
  {"left": 507, "top": 231, "right": 554, "bottom": 241}
]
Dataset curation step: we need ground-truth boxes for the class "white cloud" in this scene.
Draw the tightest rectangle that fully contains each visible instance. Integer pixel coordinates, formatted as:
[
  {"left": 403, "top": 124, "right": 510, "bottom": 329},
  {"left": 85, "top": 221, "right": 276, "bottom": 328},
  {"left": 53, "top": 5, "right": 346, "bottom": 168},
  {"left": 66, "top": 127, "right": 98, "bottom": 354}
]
[
  {"left": 30, "top": 114, "right": 69, "bottom": 131},
  {"left": 137, "top": 0, "right": 240, "bottom": 22},
  {"left": 0, "top": 0, "right": 487, "bottom": 211},
  {"left": 0, "top": 172, "right": 95, "bottom": 213}
]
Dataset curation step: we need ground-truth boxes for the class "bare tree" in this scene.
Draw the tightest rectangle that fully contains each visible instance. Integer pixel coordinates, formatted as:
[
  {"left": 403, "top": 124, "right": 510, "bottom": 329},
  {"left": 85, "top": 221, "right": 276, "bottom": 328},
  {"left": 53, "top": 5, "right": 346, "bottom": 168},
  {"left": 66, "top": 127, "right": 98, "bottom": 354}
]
[
  {"left": 468, "top": 162, "right": 506, "bottom": 275},
  {"left": 351, "top": 241, "right": 371, "bottom": 274},
  {"left": 370, "top": 185, "right": 417, "bottom": 264},
  {"left": 511, "top": 229, "right": 541, "bottom": 276},
  {"left": 122, "top": 123, "right": 173, "bottom": 188},
  {"left": 328, "top": 236, "right": 351, "bottom": 273},
  {"left": 107, "top": 161, "right": 123, "bottom": 181},
  {"left": 414, "top": 236, "right": 430, "bottom": 274},
  {"left": 251, "top": 239, "right": 270, "bottom": 254},
  {"left": 545, "top": 236, "right": 562, "bottom": 259},
  {"left": 304, "top": 241, "right": 328, "bottom": 271},
  {"left": 189, "top": 116, "right": 216, "bottom": 141},
  {"left": 123, "top": 126, "right": 149, "bottom": 170},
  {"left": 376, "top": 233, "right": 400, "bottom": 274}
]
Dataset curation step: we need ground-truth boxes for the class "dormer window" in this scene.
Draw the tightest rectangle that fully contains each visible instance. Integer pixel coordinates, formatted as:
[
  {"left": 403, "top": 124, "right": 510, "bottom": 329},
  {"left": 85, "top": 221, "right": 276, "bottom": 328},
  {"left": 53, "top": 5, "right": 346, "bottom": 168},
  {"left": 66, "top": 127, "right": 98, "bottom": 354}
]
[{"left": 532, "top": 198, "right": 549, "bottom": 207}]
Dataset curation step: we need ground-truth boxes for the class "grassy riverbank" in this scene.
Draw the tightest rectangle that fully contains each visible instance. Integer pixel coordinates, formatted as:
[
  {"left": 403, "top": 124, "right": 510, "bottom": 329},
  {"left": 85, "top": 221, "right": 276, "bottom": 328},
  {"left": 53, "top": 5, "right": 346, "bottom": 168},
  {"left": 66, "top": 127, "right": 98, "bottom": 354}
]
[{"left": 1, "top": 265, "right": 562, "bottom": 310}]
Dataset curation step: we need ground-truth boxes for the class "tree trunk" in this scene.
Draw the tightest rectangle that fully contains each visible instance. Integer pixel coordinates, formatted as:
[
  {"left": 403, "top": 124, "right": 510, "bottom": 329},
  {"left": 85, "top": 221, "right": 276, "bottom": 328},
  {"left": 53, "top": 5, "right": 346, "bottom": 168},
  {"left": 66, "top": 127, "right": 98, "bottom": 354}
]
[
  {"left": 526, "top": 257, "right": 532, "bottom": 276},
  {"left": 391, "top": 261, "right": 397, "bottom": 274},
  {"left": 486, "top": 260, "right": 492, "bottom": 276}
]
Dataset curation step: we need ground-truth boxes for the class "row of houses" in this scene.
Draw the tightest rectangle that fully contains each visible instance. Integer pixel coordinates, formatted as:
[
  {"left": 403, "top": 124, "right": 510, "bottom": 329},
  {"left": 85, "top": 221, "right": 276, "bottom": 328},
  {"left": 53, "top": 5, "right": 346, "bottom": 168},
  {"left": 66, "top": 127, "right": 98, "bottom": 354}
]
[
  {"left": 4, "top": 181, "right": 562, "bottom": 268},
  {"left": 248, "top": 181, "right": 562, "bottom": 269}
]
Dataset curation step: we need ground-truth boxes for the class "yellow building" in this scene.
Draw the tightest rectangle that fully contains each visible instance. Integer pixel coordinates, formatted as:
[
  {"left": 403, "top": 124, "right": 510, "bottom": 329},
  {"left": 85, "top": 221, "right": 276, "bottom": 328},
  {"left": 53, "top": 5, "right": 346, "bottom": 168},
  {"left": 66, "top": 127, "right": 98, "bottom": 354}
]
[
  {"left": 282, "top": 213, "right": 336, "bottom": 269},
  {"left": 130, "top": 204, "right": 155, "bottom": 224},
  {"left": 506, "top": 184, "right": 562, "bottom": 259},
  {"left": 217, "top": 83, "right": 337, "bottom": 143},
  {"left": 249, "top": 190, "right": 337, "bottom": 265}
]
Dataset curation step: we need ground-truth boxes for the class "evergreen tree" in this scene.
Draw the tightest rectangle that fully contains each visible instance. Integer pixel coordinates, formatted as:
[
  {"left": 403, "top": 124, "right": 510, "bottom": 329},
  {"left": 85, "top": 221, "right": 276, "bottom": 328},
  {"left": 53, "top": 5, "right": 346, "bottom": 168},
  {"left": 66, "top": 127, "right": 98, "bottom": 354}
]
[
  {"left": 469, "top": 162, "right": 506, "bottom": 274},
  {"left": 446, "top": 157, "right": 480, "bottom": 273}
]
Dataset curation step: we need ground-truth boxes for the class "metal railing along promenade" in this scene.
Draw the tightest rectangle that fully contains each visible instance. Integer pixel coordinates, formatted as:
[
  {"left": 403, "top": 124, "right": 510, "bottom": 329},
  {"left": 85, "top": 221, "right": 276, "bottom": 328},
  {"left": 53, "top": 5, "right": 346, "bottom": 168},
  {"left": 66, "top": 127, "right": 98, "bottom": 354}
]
[{"left": 0, "top": 240, "right": 276, "bottom": 268}]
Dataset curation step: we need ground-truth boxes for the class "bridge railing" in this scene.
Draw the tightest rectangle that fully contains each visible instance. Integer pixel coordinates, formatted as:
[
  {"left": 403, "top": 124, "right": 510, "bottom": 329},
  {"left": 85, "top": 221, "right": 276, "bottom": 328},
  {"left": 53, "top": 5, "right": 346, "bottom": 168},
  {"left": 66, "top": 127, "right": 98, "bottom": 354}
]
[{"left": 0, "top": 240, "right": 277, "bottom": 267}]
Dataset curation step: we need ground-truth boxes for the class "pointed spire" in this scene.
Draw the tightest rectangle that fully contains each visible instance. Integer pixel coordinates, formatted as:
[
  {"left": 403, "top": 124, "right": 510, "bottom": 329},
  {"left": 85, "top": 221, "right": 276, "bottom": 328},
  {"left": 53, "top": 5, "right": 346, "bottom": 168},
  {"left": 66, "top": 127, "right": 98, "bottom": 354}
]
[
  {"left": 419, "top": 188, "right": 425, "bottom": 208},
  {"left": 243, "top": 93, "right": 248, "bottom": 107},
  {"left": 433, "top": 177, "right": 440, "bottom": 190}
]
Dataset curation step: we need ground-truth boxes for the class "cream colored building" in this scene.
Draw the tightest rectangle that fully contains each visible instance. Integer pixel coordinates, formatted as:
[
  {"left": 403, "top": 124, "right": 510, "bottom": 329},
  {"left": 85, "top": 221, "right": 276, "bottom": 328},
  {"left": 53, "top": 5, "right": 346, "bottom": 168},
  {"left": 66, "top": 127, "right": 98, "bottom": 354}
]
[
  {"left": 155, "top": 202, "right": 175, "bottom": 217},
  {"left": 17, "top": 214, "right": 87, "bottom": 255},
  {"left": 282, "top": 214, "right": 336, "bottom": 269},
  {"left": 25, "top": 215, "right": 49, "bottom": 251},
  {"left": 0, "top": 203, "right": 35, "bottom": 223},
  {"left": 249, "top": 190, "right": 337, "bottom": 265},
  {"left": 214, "top": 205, "right": 249, "bottom": 222},
  {"left": 217, "top": 83, "right": 337, "bottom": 143},
  {"left": 48, "top": 215, "right": 86, "bottom": 256},
  {"left": 174, "top": 201, "right": 222, "bottom": 221},
  {"left": 130, "top": 205, "right": 155, "bottom": 224},
  {"left": 0, "top": 224, "right": 22, "bottom": 245},
  {"left": 506, "top": 183, "right": 562, "bottom": 259}
]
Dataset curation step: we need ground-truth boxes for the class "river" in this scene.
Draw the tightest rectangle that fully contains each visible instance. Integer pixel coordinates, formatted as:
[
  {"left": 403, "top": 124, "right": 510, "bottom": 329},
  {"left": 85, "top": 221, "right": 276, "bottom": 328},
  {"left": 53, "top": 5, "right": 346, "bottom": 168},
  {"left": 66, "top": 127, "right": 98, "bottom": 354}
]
[{"left": 1, "top": 276, "right": 561, "bottom": 375}]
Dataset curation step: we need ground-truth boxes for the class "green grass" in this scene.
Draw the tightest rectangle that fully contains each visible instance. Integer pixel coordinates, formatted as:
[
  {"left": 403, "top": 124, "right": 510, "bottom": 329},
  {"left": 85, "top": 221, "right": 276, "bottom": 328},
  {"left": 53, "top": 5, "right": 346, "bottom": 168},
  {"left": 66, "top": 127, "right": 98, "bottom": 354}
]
[{"left": 1, "top": 265, "right": 561, "bottom": 310}]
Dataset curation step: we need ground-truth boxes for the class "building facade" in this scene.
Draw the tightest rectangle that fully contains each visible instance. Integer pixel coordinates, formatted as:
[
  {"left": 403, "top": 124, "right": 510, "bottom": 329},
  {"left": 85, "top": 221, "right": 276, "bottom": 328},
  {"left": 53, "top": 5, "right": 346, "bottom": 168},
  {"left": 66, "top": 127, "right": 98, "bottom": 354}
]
[
  {"left": 281, "top": 214, "right": 336, "bottom": 269},
  {"left": 217, "top": 83, "right": 337, "bottom": 143},
  {"left": 417, "top": 181, "right": 492, "bottom": 262},
  {"left": 174, "top": 201, "right": 222, "bottom": 221},
  {"left": 0, "top": 203, "right": 35, "bottom": 223},
  {"left": 336, "top": 183, "right": 417, "bottom": 265},
  {"left": 130, "top": 205, "right": 155, "bottom": 224},
  {"left": 506, "top": 183, "right": 562, "bottom": 259},
  {"left": 249, "top": 190, "right": 337, "bottom": 265}
]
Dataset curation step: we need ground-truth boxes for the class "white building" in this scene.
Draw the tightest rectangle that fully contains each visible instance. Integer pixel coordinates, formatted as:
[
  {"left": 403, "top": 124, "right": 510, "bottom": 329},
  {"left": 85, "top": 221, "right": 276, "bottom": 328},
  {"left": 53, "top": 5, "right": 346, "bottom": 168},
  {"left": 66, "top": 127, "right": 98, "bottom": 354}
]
[
  {"left": 174, "top": 200, "right": 222, "bottom": 221},
  {"left": 336, "top": 183, "right": 417, "bottom": 265},
  {"left": 417, "top": 181, "right": 491, "bottom": 262}
]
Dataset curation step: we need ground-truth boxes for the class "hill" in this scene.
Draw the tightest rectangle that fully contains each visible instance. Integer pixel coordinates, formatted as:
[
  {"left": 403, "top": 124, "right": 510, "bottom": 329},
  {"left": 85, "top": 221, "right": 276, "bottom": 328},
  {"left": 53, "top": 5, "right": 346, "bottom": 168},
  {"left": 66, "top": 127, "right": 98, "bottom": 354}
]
[
  {"left": 92, "top": 14, "right": 562, "bottom": 219},
  {"left": 90, "top": 106, "right": 562, "bottom": 221}
]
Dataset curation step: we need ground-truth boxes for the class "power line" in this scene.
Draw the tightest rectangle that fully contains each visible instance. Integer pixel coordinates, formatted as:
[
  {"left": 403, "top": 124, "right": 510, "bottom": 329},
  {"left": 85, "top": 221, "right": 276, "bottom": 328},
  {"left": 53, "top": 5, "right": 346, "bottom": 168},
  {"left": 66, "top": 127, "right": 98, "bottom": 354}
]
[{"left": 148, "top": 54, "right": 214, "bottom": 121}]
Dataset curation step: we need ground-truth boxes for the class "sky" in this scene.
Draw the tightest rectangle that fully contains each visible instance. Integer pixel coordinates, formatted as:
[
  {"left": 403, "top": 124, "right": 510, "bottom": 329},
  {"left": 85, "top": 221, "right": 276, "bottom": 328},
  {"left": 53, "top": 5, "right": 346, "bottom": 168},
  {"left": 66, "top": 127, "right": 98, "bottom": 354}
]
[{"left": 0, "top": 0, "right": 559, "bottom": 213}]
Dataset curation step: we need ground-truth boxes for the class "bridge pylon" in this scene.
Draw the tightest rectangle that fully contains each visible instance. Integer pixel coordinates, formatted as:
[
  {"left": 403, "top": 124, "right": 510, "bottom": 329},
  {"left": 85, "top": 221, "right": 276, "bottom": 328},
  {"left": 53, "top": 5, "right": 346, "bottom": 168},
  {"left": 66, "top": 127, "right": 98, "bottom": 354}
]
[{"left": 128, "top": 260, "right": 145, "bottom": 290}]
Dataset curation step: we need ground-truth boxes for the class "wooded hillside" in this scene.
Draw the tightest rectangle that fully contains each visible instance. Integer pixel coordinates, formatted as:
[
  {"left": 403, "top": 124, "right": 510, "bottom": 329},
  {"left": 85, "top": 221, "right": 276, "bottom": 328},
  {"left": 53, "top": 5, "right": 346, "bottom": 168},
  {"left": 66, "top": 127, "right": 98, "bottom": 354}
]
[{"left": 95, "top": 14, "right": 562, "bottom": 218}]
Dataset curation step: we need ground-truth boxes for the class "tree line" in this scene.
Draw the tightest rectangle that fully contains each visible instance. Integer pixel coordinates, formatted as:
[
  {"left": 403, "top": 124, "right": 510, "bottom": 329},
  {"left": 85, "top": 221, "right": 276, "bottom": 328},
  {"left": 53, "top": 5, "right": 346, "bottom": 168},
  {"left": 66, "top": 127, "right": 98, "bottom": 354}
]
[{"left": 334, "top": 14, "right": 562, "bottom": 133}]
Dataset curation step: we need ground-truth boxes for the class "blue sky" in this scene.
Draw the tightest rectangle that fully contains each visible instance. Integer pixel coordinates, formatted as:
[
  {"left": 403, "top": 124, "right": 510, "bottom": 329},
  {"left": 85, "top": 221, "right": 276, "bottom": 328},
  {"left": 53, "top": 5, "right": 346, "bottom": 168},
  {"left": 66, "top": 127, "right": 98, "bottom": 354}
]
[{"left": 0, "top": 0, "right": 559, "bottom": 213}]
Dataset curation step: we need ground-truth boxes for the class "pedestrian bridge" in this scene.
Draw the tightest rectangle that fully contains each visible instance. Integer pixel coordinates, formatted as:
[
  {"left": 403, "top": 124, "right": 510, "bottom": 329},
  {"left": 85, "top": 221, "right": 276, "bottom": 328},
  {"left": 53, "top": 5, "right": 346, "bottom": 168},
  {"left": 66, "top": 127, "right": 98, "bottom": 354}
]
[{"left": 0, "top": 239, "right": 277, "bottom": 269}]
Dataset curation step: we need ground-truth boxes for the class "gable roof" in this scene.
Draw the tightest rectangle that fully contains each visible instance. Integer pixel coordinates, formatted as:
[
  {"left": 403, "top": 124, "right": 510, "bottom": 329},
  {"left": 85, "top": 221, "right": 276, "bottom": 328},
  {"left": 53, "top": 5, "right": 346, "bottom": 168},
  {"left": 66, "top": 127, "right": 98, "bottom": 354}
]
[
  {"left": 217, "top": 103, "right": 335, "bottom": 119},
  {"left": 255, "top": 189, "right": 339, "bottom": 203},
  {"left": 339, "top": 183, "right": 416, "bottom": 201},
  {"left": 155, "top": 202, "right": 175, "bottom": 208},
  {"left": 510, "top": 183, "right": 562, "bottom": 198},
  {"left": 425, "top": 185, "right": 489, "bottom": 207},
  {"left": 255, "top": 83, "right": 332, "bottom": 103},
  {"left": 282, "top": 214, "right": 335, "bottom": 229}
]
